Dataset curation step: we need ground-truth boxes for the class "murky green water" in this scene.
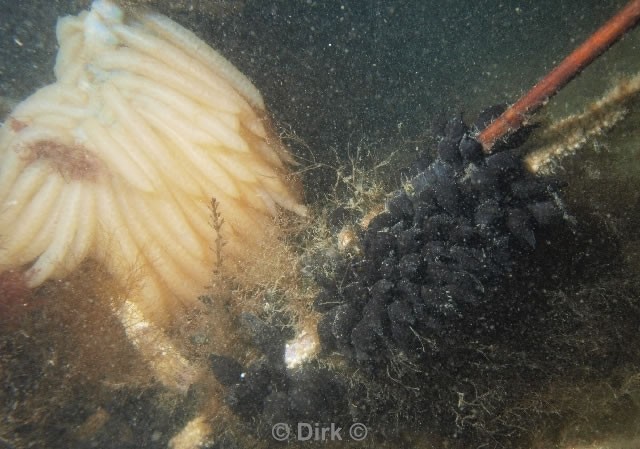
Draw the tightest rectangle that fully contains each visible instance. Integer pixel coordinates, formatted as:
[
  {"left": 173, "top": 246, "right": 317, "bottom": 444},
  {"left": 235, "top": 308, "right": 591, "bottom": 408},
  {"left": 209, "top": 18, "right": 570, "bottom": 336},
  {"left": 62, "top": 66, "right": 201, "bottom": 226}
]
[{"left": 1, "top": 1, "right": 640, "bottom": 449}]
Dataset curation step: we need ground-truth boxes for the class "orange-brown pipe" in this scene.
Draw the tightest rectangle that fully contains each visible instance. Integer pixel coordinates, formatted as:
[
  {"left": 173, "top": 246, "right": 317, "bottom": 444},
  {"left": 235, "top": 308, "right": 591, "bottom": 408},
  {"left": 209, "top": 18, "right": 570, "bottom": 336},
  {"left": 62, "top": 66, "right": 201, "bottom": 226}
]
[{"left": 477, "top": 0, "right": 640, "bottom": 153}]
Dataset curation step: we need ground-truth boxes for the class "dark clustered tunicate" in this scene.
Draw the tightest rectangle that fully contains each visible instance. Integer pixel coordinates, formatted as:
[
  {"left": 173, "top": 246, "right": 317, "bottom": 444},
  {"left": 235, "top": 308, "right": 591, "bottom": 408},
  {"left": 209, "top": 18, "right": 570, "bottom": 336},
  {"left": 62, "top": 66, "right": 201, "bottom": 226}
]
[
  {"left": 316, "top": 115, "right": 570, "bottom": 366},
  {"left": 212, "top": 110, "right": 627, "bottom": 449},
  {"left": 308, "top": 111, "right": 622, "bottom": 444},
  {"left": 211, "top": 313, "right": 351, "bottom": 434}
]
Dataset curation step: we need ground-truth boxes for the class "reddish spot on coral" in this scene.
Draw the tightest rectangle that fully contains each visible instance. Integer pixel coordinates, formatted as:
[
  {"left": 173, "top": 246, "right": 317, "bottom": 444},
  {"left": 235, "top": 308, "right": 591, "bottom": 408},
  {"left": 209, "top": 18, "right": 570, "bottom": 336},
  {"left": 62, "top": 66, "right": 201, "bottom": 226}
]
[
  {"left": 9, "top": 117, "right": 28, "bottom": 132},
  {"left": 0, "top": 270, "right": 36, "bottom": 330},
  {"left": 21, "top": 139, "right": 103, "bottom": 181}
]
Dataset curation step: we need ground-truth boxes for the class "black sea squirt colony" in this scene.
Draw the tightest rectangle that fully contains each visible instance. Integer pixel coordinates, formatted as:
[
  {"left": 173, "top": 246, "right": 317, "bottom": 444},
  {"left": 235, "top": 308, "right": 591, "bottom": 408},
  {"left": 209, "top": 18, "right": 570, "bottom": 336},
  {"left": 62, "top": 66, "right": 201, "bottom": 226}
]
[{"left": 212, "top": 108, "right": 608, "bottom": 436}]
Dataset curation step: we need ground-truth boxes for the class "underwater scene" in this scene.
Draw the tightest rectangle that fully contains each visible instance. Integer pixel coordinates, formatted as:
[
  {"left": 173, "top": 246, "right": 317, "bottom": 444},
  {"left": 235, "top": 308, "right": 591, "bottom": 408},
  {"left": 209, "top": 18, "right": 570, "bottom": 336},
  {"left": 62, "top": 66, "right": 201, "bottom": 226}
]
[{"left": 1, "top": 0, "right": 640, "bottom": 448}]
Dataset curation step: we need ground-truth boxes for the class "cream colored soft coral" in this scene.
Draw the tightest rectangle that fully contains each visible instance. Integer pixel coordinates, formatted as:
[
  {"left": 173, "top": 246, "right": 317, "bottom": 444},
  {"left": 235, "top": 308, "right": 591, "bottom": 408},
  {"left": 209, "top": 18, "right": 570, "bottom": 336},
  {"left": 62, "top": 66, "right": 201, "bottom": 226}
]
[{"left": 0, "top": 0, "right": 305, "bottom": 390}]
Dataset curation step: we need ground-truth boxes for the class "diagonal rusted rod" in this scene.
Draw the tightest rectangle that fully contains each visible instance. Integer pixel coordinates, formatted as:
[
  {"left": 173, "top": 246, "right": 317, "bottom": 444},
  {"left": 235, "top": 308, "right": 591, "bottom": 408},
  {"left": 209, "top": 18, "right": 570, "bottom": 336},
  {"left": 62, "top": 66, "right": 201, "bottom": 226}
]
[{"left": 477, "top": 0, "right": 640, "bottom": 153}]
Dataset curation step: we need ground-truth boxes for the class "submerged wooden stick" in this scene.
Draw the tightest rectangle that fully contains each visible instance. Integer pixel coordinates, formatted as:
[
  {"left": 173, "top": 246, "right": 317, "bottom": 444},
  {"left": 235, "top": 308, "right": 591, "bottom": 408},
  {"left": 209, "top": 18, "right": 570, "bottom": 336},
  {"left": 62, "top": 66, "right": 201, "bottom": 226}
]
[{"left": 477, "top": 0, "right": 640, "bottom": 153}]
